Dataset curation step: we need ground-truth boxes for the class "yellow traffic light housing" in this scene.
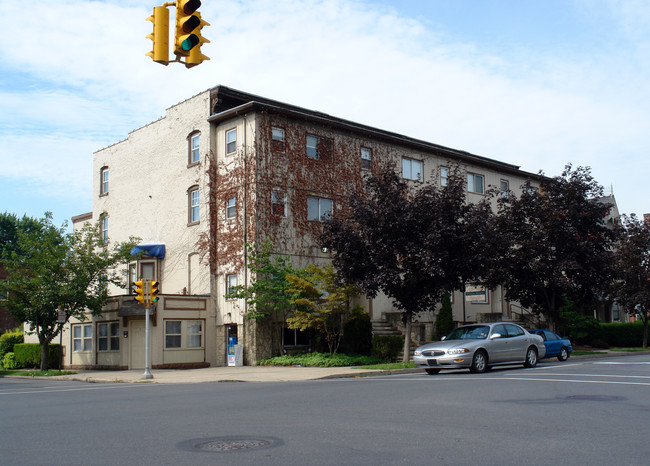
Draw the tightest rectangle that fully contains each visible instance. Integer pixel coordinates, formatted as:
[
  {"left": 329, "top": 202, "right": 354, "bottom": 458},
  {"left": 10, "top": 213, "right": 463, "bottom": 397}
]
[
  {"left": 146, "top": 6, "right": 170, "bottom": 65},
  {"left": 184, "top": 12, "right": 210, "bottom": 68},
  {"left": 174, "top": 0, "right": 210, "bottom": 63},
  {"left": 150, "top": 281, "right": 160, "bottom": 304},
  {"left": 133, "top": 280, "right": 146, "bottom": 305}
]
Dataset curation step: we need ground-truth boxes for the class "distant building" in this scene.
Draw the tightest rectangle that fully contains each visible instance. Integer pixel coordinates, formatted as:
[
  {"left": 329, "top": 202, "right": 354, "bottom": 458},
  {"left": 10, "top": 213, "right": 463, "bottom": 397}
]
[{"left": 47, "top": 86, "right": 552, "bottom": 369}]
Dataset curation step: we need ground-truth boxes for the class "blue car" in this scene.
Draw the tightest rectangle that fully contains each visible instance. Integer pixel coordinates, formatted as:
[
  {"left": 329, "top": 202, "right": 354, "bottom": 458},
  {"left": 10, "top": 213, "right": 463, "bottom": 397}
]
[{"left": 529, "top": 329, "right": 573, "bottom": 361}]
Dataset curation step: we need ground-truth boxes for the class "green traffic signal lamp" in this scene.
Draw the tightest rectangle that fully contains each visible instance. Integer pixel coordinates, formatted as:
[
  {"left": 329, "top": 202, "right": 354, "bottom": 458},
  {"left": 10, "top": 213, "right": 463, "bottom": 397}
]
[
  {"left": 150, "top": 281, "right": 160, "bottom": 304},
  {"left": 174, "top": 0, "right": 202, "bottom": 57}
]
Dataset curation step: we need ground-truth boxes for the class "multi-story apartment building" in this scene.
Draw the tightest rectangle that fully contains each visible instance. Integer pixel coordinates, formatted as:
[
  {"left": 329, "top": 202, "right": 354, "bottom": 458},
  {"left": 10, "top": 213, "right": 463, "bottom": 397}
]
[{"left": 57, "top": 86, "right": 546, "bottom": 369}]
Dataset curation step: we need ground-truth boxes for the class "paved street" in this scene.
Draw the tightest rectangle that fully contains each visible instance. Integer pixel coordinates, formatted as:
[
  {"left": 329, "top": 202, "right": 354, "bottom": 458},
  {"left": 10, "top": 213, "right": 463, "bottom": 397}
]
[{"left": 2, "top": 353, "right": 650, "bottom": 465}]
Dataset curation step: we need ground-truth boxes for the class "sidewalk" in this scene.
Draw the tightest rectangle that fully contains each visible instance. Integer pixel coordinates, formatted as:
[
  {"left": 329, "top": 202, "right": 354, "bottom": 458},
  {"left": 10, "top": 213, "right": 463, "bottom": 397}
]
[
  {"left": 10, "top": 349, "right": 648, "bottom": 384},
  {"left": 43, "top": 365, "right": 420, "bottom": 384}
]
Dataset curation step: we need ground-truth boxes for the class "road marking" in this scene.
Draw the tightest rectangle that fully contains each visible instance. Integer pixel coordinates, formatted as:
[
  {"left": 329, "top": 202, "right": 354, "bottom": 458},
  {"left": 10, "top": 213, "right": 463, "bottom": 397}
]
[
  {"left": 595, "top": 361, "right": 650, "bottom": 365},
  {"left": 0, "top": 383, "right": 152, "bottom": 396},
  {"left": 517, "top": 372, "right": 650, "bottom": 379}
]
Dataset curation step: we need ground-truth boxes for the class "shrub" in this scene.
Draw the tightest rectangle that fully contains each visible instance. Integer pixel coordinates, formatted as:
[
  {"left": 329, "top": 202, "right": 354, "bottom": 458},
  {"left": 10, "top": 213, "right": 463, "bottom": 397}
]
[
  {"left": 2, "top": 352, "right": 19, "bottom": 370},
  {"left": 0, "top": 329, "right": 24, "bottom": 359},
  {"left": 434, "top": 294, "right": 454, "bottom": 340},
  {"left": 588, "top": 339, "right": 610, "bottom": 349},
  {"left": 342, "top": 308, "right": 372, "bottom": 355},
  {"left": 372, "top": 335, "right": 403, "bottom": 362},
  {"left": 13, "top": 343, "right": 61, "bottom": 369}
]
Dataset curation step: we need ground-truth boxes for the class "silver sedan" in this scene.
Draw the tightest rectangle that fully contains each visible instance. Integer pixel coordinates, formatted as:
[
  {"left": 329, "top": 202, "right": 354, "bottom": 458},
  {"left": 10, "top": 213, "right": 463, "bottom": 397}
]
[{"left": 413, "top": 322, "right": 546, "bottom": 374}]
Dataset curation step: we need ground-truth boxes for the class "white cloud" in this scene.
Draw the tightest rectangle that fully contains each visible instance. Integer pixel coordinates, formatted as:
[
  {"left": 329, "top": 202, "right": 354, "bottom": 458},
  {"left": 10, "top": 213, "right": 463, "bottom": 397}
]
[{"left": 0, "top": 0, "right": 648, "bottom": 220}]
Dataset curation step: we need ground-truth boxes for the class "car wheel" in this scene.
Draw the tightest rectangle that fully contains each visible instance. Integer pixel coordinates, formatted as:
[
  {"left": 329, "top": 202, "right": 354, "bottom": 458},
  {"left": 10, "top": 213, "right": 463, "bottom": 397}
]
[
  {"left": 557, "top": 347, "right": 569, "bottom": 361},
  {"left": 425, "top": 368, "right": 440, "bottom": 375},
  {"left": 524, "top": 347, "right": 538, "bottom": 368},
  {"left": 469, "top": 350, "right": 488, "bottom": 373}
]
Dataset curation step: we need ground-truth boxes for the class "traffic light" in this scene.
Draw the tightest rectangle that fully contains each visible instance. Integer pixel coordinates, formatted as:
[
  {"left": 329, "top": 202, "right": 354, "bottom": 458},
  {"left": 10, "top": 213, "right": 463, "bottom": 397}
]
[
  {"left": 133, "top": 280, "right": 146, "bottom": 305},
  {"left": 150, "top": 281, "right": 160, "bottom": 304},
  {"left": 174, "top": 0, "right": 210, "bottom": 59},
  {"left": 146, "top": 6, "right": 170, "bottom": 65},
  {"left": 184, "top": 12, "right": 210, "bottom": 68}
]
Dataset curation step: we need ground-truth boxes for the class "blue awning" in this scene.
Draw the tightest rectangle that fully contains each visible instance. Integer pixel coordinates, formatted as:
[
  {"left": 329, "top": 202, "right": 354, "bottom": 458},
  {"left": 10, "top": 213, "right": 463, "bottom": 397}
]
[{"left": 131, "top": 244, "right": 166, "bottom": 259}]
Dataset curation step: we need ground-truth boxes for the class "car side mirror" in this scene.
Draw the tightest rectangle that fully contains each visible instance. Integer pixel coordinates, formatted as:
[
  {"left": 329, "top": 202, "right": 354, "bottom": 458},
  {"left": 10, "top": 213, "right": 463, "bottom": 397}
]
[
  {"left": 441, "top": 336, "right": 447, "bottom": 341},
  {"left": 490, "top": 333, "right": 502, "bottom": 340}
]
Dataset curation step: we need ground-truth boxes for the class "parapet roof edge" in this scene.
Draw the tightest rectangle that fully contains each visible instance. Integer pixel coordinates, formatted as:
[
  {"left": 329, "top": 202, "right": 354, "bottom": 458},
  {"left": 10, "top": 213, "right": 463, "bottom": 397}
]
[{"left": 207, "top": 86, "right": 536, "bottom": 178}]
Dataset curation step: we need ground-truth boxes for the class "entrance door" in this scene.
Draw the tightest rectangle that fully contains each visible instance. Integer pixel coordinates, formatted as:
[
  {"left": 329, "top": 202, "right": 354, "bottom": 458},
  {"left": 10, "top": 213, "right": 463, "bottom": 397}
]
[{"left": 130, "top": 320, "right": 146, "bottom": 369}]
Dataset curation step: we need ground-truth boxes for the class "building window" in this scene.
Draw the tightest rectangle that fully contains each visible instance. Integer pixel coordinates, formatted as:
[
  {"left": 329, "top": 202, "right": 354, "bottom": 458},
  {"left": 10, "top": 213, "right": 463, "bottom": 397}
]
[
  {"left": 361, "top": 147, "right": 371, "bottom": 170},
  {"left": 98, "top": 322, "right": 119, "bottom": 352},
  {"left": 73, "top": 324, "right": 93, "bottom": 352},
  {"left": 284, "top": 327, "right": 310, "bottom": 346},
  {"left": 440, "top": 166, "right": 449, "bottom": 186},
  {"left": 226, "top": 128, "right": 237, "bottom": 154},
  {"left": 467, "top": 173, "right": 485, "bottom": 194},
  {"left": 189, "top": 132, "right": 200, "bottom": 164},
  {"left": 306, "top": 135, "right": 332, "bottom": 160},
  {"left": 272, "top": 127, "right": 285, "bottom": 152},
  {"left": 402, "top": 157, "right": 422, "bottom": 181},
  {"left": 187, "top": 321, "right": 203, "bottom": 348},
  {"left": 101, "top": 215, "right": 108, "bottom": 241},
  {"left": 165, "top": 320, "right": 204, "bottom": 349},
  {"left": 189, "top": 187, "right": 200, "bottom": 224},
  {"left": 100, "top": 167, "right": 109, "bottom": 195},
  {"left": 307, "top": 196, "right": 333, "bottom": 222},
  {"left": 226, "top": 195, "right": 236, "bottom": 219},
  {"left": 165, "top": 321, "right": 182, "bottom": 349},
  {"left": 226, "top": 274, "right": 238, "bottom": 297},
  {"left": 272, "top": 189, "right": 287, "bottom": 217},
  {"left": 500, "top": 179, "right": 509, "bottom": 197}
]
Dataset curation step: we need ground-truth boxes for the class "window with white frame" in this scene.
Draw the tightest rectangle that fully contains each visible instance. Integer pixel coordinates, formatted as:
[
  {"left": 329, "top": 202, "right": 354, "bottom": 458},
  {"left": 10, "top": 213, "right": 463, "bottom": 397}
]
[
  {"left": 226, "top": 128, "right": 237, "bottom": 154},
  {"left": 500, "top": 179, "right": 509, "bottom": 197},
  {"left": 307, "top": 196, "right": 333, "bottom": 221},
  {"left": 101, "top": 215, "right": 108, "bottom": 241},
  {"left": 272, "top": 127, "right": 285, "bottom": 152},
  {"left": 100, "top": 167, "right": 109, "bottom": 195},
  {"left": 226, "top": 195, "right": 236, "bottom": 219},
  {"left": 306, "top": 135, "right": 332, "bottom": 160},
  {"left": 98, "top": 322, "right": 119, "bottom": 351},
  {"left": 187, "top": 321, "right": 203, "bottom": 348},
  {"left": 272, "top": 189, "right": 287, "bottom": 217},
  {"left": 440, "top": 166, "right": 449, "bottom": 186},
  {"left": 306, "top": 135, "right": 319, "bottom": 159},
  {"left": 164, "top": 320, "right": 204, "bottom": 349},
  {"left": 467, "top": 172, "right": 485, "bottom": 194},
  {"left": 226, "top": 274, "right": 238, "bottom": 297},
  {"left": 189, "top": 187, "right": 200, "bottom": 224},
  {"left": 190, "top": 132, "right": 200, "bottom": 164},
  {"left": 73, "top": 324, "right": 93, "bottom": 352},
  {"left": 361, "top": 147, "right": 371, "bottom": 170},
  {"left": 165, "top": 320, "right": 182, "bottom": 348},
  {"left": 402, "top": 157, "right": 422, "bottom": 181}
]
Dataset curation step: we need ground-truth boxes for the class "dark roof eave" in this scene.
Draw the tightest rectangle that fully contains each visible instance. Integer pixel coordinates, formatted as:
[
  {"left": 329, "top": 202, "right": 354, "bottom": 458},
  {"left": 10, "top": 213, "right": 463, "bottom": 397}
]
[{"left": 208, "top": 100, "right": 538, "bottom": 178}]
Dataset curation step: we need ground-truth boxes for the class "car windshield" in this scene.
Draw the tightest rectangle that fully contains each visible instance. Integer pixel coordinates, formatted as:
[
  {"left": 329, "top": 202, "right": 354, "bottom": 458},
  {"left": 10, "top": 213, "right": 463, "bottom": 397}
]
[{"left": 446, "top": 326, "right": 490, "bottom": 340}]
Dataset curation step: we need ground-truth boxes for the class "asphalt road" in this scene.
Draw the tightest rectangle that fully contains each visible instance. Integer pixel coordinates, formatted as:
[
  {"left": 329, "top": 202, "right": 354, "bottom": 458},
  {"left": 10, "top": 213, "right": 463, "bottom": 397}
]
[{"left": 2, "top": 354, "right": 650, "bottom": 465}]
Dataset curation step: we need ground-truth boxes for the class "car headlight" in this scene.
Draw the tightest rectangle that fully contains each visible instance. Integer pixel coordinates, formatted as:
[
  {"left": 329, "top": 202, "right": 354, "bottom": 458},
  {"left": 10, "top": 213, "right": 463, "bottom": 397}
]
[
  {"left": 447, "top": 348, "right": 470, "bottom": 355},
  {"left": 414, "top": 350, "right": 422, "bottom": 356}
]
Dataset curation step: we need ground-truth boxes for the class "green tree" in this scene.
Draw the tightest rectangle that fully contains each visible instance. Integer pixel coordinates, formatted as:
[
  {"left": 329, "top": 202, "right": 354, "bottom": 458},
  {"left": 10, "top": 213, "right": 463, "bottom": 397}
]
[
  {"left": 286, "top": 264, "right": 363, "bottom": 355},
  {"left": 0, "top": 213, "right": 138, "bottom": 369},
  {"left": 226, "top": 240, "right": 296, "bottom": 354},
  {"left": 434, "top": 294, "right": 454, "bottom": 340},
  {"left": 614, "top": 214, "right": 650, "bottom": 347}
]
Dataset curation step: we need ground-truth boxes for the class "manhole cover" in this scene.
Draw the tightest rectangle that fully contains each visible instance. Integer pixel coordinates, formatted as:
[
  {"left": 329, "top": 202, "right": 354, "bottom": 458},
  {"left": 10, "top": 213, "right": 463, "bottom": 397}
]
[
  {"left": 565, "top": 395, "right": 624, "bottom": 402},
  {"left": 178, "top": 436, "right": 281, "bottom": 453}
]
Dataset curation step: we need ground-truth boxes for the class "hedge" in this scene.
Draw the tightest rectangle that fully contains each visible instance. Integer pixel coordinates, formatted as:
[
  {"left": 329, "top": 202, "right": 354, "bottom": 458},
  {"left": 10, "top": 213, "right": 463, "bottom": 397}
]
[
  {"left": 13, "top": 343, "right": 62, "bottom": 369},
  {"left": 372, "top": 335, "right": 404, "bottom": 362},
  {"left": 0, "top": 329, "right": 24, "bottom": 359}
]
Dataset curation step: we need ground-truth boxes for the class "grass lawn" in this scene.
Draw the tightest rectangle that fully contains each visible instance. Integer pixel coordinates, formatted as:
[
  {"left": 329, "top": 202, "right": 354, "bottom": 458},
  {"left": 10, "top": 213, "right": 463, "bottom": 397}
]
[{"left": 0, "top": 369, "right": 76, "bottom": 377}]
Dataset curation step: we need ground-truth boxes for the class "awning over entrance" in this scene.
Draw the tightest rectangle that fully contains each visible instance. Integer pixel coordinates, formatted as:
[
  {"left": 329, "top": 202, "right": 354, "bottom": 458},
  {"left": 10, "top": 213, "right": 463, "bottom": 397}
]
[{"left": 131, "top": 244, "right": 166, "bottom": 259}]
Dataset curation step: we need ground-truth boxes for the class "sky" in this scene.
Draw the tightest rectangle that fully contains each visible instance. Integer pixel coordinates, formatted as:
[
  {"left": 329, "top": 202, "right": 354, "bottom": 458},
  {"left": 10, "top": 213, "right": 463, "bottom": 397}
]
[{"left": 1, "top": 0, "right": 649, "bottom": 228}]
